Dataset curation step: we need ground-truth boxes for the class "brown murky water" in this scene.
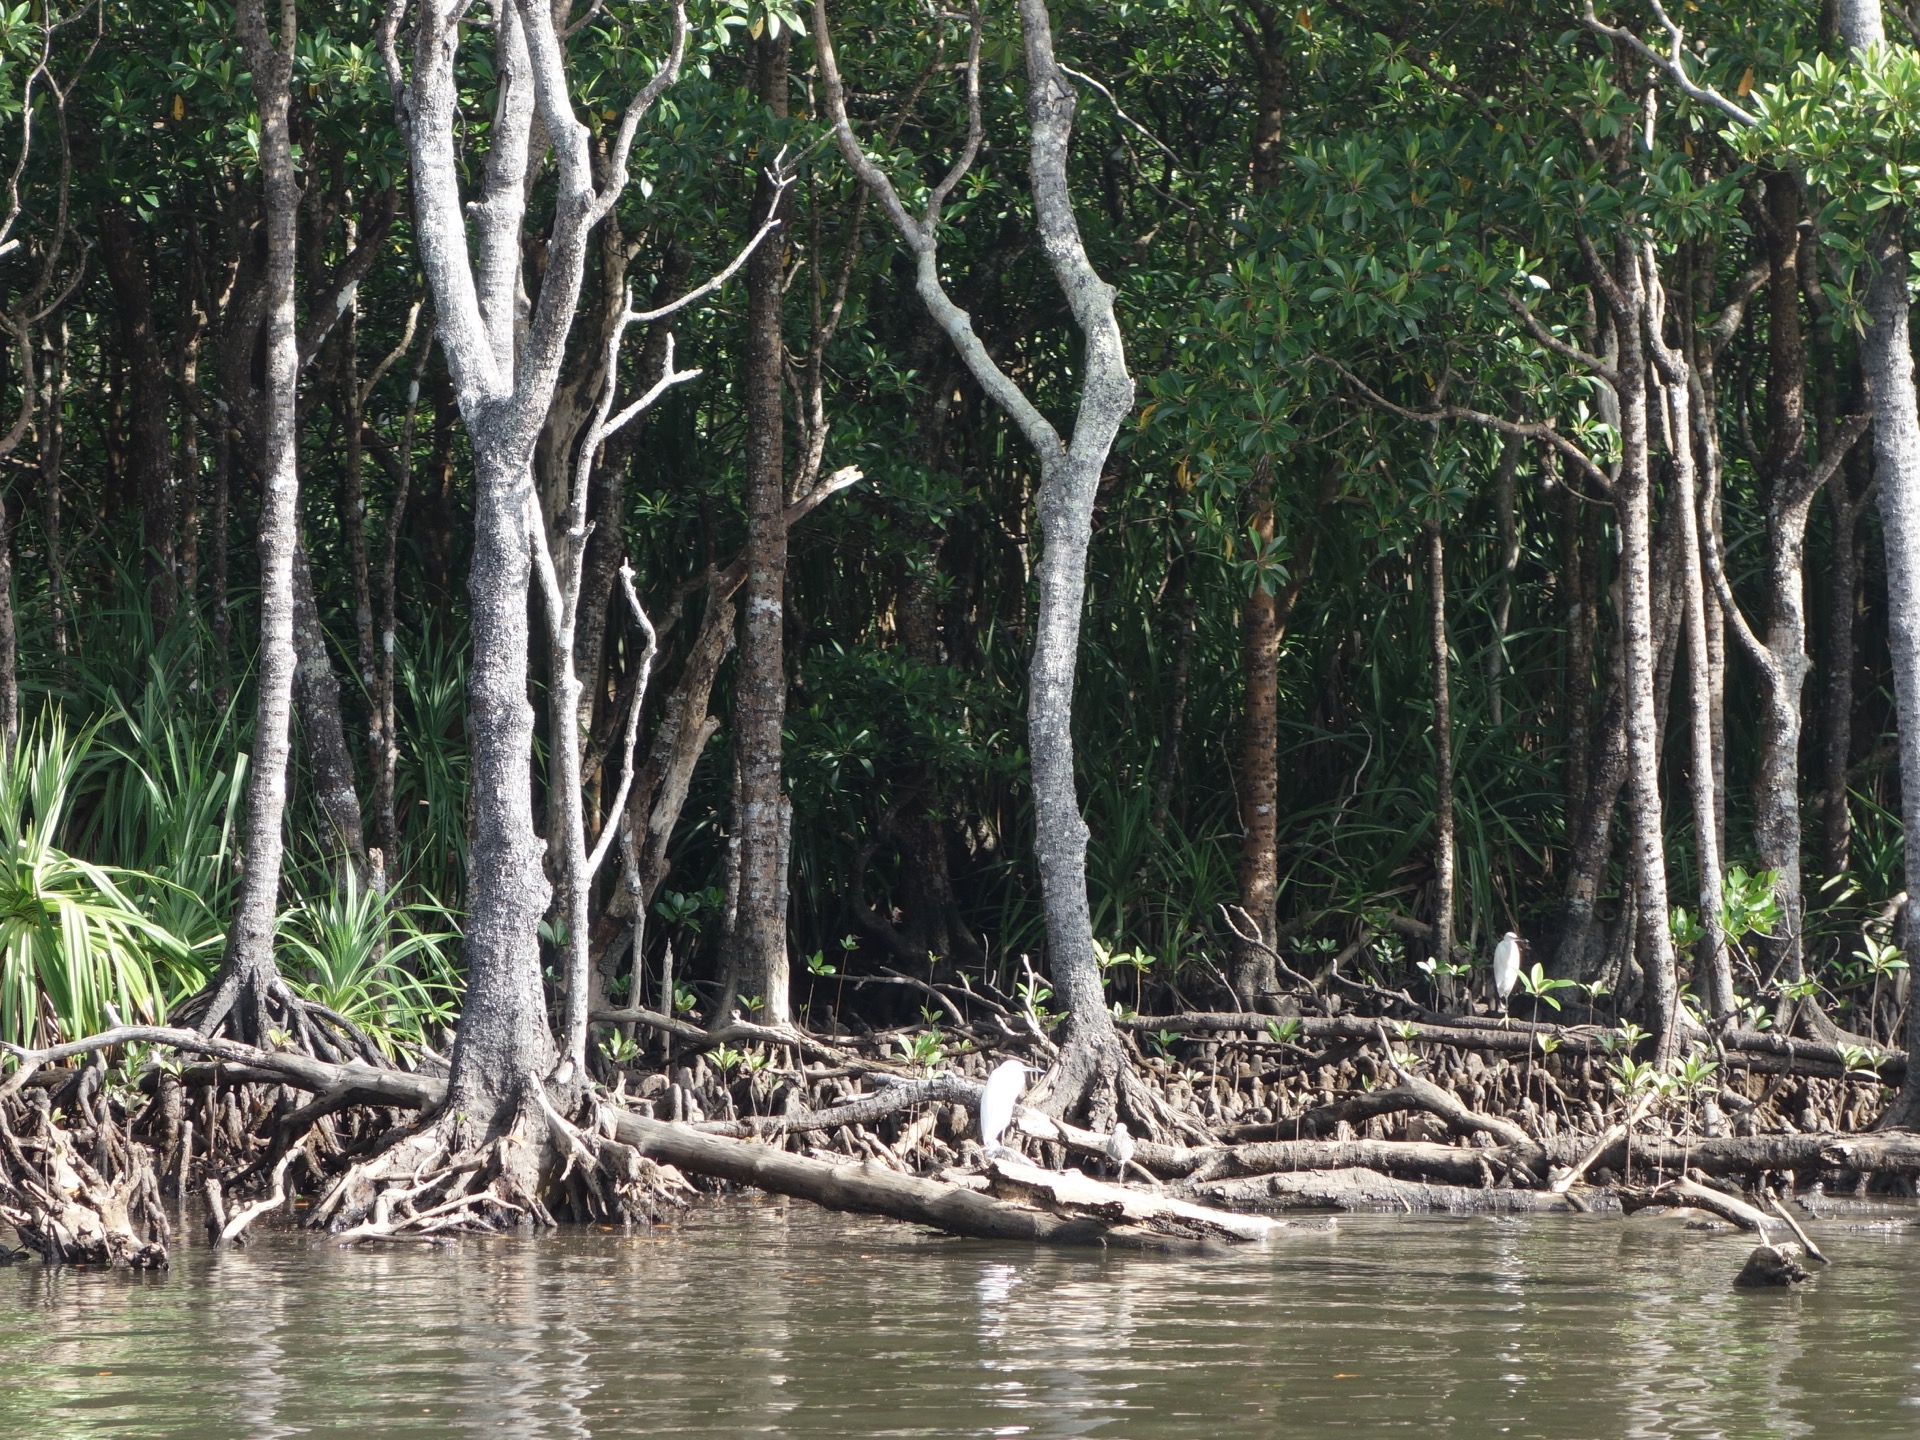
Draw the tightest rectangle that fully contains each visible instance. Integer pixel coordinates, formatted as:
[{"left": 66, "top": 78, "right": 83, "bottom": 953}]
[{"left": 3, "top": 1199, "right": 1918, "bottom": 1437}]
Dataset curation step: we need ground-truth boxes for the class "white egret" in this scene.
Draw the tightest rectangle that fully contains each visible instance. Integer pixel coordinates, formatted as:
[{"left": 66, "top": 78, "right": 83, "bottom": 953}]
[
  {"left": 1492, "top": 931, "right": 1523, "bottom": 1019},
  {"left": 1104, "top": 1121, "right": 1135, "bottom": 1181},
  {"left": 979, "top": 1059, "right": 1040, "bottom": 1158}
]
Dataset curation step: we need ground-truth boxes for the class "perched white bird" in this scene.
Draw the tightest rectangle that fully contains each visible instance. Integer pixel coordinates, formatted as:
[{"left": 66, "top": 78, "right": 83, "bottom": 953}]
[
  {"left": 1105, "top": 1121, "right": 1135, "bottom": 1181},
  {"left": 1492, "top": 931, "right": 1523, "bottom": 1018},
  {"left": 980, "top": 1059, "right": 1037, "bottom": 1158}
]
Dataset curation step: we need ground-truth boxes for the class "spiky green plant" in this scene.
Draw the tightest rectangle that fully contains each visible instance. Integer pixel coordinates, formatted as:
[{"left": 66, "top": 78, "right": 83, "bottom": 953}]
[
  {"left": 0, "top": 715, "right": 199, "bottom": 1050},
  {"left": 392, "top": 625, "right": 471, "bottom": 906},
  {"left": 79, "top": 659, "right": 249, "bottom": 953},
  {"left": 275, "top": 867, "right": 463, "bottom": 1059}
]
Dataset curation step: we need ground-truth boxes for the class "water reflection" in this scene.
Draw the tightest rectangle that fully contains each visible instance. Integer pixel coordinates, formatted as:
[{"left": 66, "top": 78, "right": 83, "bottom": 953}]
[{"left": 3, "top": 1202, "right": 1918, "bottom": 1438}]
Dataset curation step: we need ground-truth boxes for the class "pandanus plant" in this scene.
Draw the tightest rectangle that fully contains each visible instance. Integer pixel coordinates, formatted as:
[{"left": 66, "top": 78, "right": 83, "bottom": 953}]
[{"left": 0, "top": 715, "right": 195, "bottom": 1050}]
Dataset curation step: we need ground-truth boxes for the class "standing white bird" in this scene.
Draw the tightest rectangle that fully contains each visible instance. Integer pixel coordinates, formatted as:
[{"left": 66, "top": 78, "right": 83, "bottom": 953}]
[
  {"left": 979, "top": 1059, "right": 1037, "bottom": 1158},
  {"left": 1104, "top": 1121, "right": 1135, "bottom": 1182},
  {"left": 1492, "top": 931, "right": 1523, "bottom": 1020}
]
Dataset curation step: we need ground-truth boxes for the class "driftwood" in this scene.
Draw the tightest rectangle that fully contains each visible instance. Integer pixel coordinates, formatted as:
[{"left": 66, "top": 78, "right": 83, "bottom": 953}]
[
  {"left": 982, "top": 1157, "right": 1283, "bottom": 1243},
  {"left": 1552, "top": 1093, "right": 1657, "bottom": 1193},
  {"left": 1617, "top": 1176, "right": 1778, "bottom": 1235},
  {"left": 1764, "top": 1190, "right": 1830, "bottom": 1264},
  {"left": 215, "top": 1150, "right": 298, "bottom": 1248}
]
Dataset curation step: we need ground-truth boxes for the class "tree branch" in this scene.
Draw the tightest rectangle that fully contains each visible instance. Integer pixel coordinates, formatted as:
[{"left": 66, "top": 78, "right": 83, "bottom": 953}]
[
  {"left": 1581, "top": 0, "right": 1759, "bottom": 128},
  {"left": 1327, "top": 357, "right": 1618, "bottom": 499}
]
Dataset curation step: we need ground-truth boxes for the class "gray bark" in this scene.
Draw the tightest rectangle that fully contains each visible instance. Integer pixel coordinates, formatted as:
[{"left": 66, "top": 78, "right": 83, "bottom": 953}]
[
  {"left": 1603, "top": 243, "right": 1681, "bottom": 1058},
  {"left": 721, "top": 32, "right": 796, "bottom": 1027},
  {"left": 1427, "top": 522, "right": 1455, "bottom": 973},
  {"left": 385, "top": 0, "right": 695, "bottom": 1113},
  {"left": 205, "top": 0, "right": 300, "bottom": 1042},
  {"left": 1644, "top": 263, "right": 1734, "bottom": 1018},
  {"left": 383, "top": 0, "right": 688, "bottom": 1118},
  {"left": 817, "top": 0, "right": 1135, "bottom": 1118},
  {"left": 1818, "top": 457, "right": 1868, "bottom": 876},
  {"left": 1750, "top": 174, "right": 1817, "bottom": 991},
  {"left": 1832, "top": 2, "right": 1920, "bottom": 1126},
  {"left": 538, "top": 169, "right": 778, "bottom": 1072}
]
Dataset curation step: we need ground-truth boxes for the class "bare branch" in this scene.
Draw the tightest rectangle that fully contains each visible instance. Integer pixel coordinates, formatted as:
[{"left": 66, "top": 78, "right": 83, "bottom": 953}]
[
  {"left": 922, "top": 6, "right": 985, "bottom": 228},
  {"left": 561, "top": 0, "right": 606, "bottom": 42},
  {"left": 1791, "top": 409, "right": 1874, "bottom": 510},
  {"left": 1704, "top": 259, "right": 1768, "bottom": 359},
  {"left": 1058, "top": 62, "right": 1181, "bottom": 172},
  {"left": 357, "top": 297, "right": 424, "bottom": 412},
  {"left": 629, "top": 171, "right": 791, "bottom": 324},
  {"left": 1327, "top": 357, "right": 1618, "bottom": 499},
  {"left": 297, "top": 188, "right": 401, "bottom": 368},
  {"left": 1577, "top": 229, "right": 1633, "bottom": 322},
  {"left": 585, "top": 563, "right": 657, "bottom": 883},
  {"left": 599, "top": 344, "right": 702, "bottom": 444},
  {"left": 784, "top": 463, "right": 865, "bottom": 528},
  {"left": 814, "top": 0, "right": 1065, "bottom": 464},
  {"left": 1581, "top": 0, "right": 1758, "bottom": 129},
  {"left": 1511, "top": 295, "right": 1617, "bottom": 380}
]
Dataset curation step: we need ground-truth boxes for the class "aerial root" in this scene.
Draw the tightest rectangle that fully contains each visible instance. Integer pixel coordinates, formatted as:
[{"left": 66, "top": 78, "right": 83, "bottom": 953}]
[
  {"left": 0, "top": 1091, "right": 169, "bottom": 1267},
  {"left": 315, "top": 1083, "right": 691, "bottom": 1243},
  {"left": 181, "top": 966, "right": 389, "bottom": 1069}
]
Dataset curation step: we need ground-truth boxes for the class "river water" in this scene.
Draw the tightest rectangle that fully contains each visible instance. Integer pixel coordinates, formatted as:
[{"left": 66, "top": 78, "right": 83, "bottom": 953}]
[{"left": 3, "top": 1198, "right": 1918, "bottom": 1438}]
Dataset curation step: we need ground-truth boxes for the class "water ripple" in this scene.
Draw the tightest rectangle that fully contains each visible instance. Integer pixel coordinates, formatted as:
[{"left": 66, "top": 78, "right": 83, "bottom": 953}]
[{"left": 3, "top": 1200, "right": 1918, "bottom": 1438}]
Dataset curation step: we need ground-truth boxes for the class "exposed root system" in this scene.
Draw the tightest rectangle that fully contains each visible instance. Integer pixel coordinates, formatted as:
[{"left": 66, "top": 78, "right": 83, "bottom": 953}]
[
  {"left": 1, "top": 1007, "right": 1913, "bottom": 1272},
  {"left": 314, "top": 1088, "right": 690, "bottom": 1242}
]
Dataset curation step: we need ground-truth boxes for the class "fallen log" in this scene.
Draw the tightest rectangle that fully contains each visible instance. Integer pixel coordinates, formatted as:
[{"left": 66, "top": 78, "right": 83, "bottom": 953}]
[
  {"left": 1592, "top": 1129, "right": 1920, "bottom": 1179},
  {"left": 1617, "top": 1176, "right": 1777, "bottom": 1236},
  {"left": 605, "top": 1107, "right": 1272, "bottom": 1252},
  {"left": 1551, "top": 1092, "right": 1657, "bottom": 1194},
  {"left": 1180, "top": 1138, "right": 1500, "bottom": 1186},
  {"left": 693, "top": 1076, "right": 978, "bottom": 1139},
  {"left": 1195, "top": 1166, "right": 1605, "bottom": 1214},
  {"left": 982, "top": 1157, "right": 1283, "bottom": 1243},
  {"left": 1257, "top": 1083, "right": 1531, "bottom": 1148}
]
